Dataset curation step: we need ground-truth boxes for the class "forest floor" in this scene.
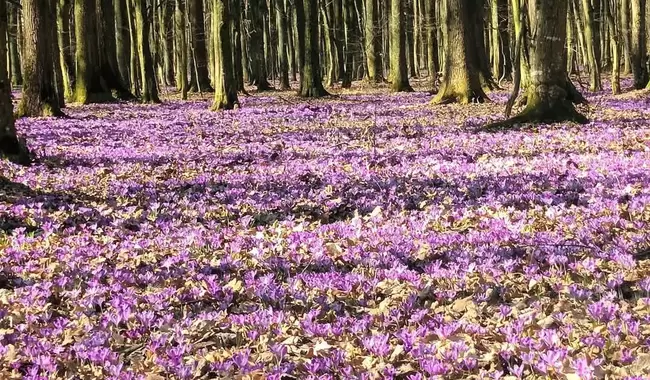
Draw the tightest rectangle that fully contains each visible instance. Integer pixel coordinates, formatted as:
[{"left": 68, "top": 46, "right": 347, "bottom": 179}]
[{"left": 1, "top": 79, "right": 650, "bottom": 379}]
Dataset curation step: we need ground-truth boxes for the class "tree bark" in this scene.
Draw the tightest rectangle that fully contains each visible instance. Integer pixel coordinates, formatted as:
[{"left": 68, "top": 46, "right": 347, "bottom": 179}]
[
  {"left": 100, "top": 0, "right": 136, "bottom": 100},
  {"left": 248, "top": 0, "right": 272, "bottom": 90},
  {"left": 297, "top": 0, "right": 329, "bottom": 97},
  {"left": 276, "top": 0, "right": 290, "bottom": 89},
  {"left": 579, "top": 0, "right": 602, "bottom": 91},
  {"left": 342, "top": 0, "right": 357, "bottom": 88},
  {"left": 211, "top": 0, "right": 238, "bottom": 110},
  {"left": 161, "top": 0, "right": 176, "bottom": 86},
  {"left": 189, "top": 0, "right": 214, "bottom": 91},
  {"left": 390, "top": 0, "right": 413, "bottom": 92},
  {"left": 176, "top": 0, "right": 189, "bottom": 98},
  {"left": 18, "top": 0, "right": 63, "bottom": 116},
  {"left": 8, "top": 5, "right": 22, "bottom": 87},
  {"left": 433, "top": 0, "right": 487, "bottom": 104},
  {"left": 115, "top": 0, "right": 132, "bottom": 90},
  {"left": 134, "top": 0, "right": 161, "bottom": 103},
  {"left": 485, "top": 0, "right": 587, "bottom": 129},
  {"left": 630, "top": 0, "right": 647, "bottom": 88},
  {"left": 606, "top": 0, "right": 620, "bottom": 94},
  {"left": 365, "top": 0, "right": 382, "bottom": 82},
  {"left": 0, "top": 0, "right": 29, "bottom": 165}
]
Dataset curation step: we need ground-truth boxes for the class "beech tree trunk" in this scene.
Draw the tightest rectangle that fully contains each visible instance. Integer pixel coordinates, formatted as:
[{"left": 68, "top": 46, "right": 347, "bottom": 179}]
[
  {"left": 134, "top": 0, "right": 161, "bottom": 103},
  {"left": 630, "top": 0, "right": 647, "bottom": 88},
  {"left": 0, "top": 0, "right": 29, "bottom": 165},
  {"left": 176, "top": 0, "right": 189, "bottom": 98},
  {"left": 486, "top": 0, "right": 587, "bottom": 129},
  {"left": 276, "top": 0, "right": 291, "bottom": 90},
  {"left": 162, "top": 0, "right": 176, "bottom": 86},
  {"left": 579, "top": 0, "right": 602, "bottom": 91},
  {"left": 189, "top": 0, "right": 213, "bottom": 91},
  {"left": 211, "top": 0, "right": 238, "bottom": 110},
  {"left": 8, "top": 5, "right": 22, "bottom": 87},
  {"left": 115, "top": 0, "right": 132, "bottom": 90},
  {"left": 365, "top": 0, "right": 382, "bottom": 82},
  {"left": 248, "top": 0, "right": 272, "bottom": 90},
  {"left": 433, "top": 0, "right": 487, "bottom": 104},
  {"left": 297, "top": 0, "right": 329, "bottom": 97},
  {"left": 18, "top": 0, "right": 62, "bottom": 116},
  {"left": 390, "top": 0, "right": 413, "bottom": 92},
  {"left": 100, "top": 0, "right": 136, "bottom": 100}
]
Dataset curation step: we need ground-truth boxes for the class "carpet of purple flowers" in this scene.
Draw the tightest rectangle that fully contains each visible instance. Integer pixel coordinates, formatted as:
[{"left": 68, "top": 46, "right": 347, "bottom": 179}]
[{"left": 1, "top": 85, "right": 650, "bottom": 379}]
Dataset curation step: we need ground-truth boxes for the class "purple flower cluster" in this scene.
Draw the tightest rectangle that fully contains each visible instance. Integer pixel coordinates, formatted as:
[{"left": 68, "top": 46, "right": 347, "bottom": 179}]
[{"left": 1, "top": 87, "right": 649, "bottom": 378}]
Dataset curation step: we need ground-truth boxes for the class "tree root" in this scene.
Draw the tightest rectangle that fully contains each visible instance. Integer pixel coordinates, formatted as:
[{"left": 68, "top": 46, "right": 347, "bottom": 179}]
[
  {"left": 0, "top": 136, "right": 32, "bottom": 166},
  {"left": 481, "top": 102, "right": 588, "bottom": 132}
]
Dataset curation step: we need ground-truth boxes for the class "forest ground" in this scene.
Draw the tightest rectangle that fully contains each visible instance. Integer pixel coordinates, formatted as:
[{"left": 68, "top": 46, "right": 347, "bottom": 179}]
[{"left": 1, "top": 78, "right": 650, "bottom": 378}]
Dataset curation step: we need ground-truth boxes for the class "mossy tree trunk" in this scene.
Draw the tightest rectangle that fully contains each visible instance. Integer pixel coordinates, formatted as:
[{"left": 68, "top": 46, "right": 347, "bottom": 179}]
[
  {"left": 74, "top": 0, "right": 112, "bottom": 103},
  {"left": 115, "top": 0, "right": 132, "bottom": 90},
  {"left": 341, "top": 0, "right": 357, "bottom": 88},
  {"left": 424, "top": 0, "right": 438, "bottom": 85},
  {"left": 8, "top": 5, "right": 22, "bottom": 87},
  {"left": 485, "top": 0, "right": 587, "bottom": 129},
  {"left": 18, "top": 0, "right": 63, "bottom": 117},
  {"left": 433, "top": 0, "right": 487, "bottom": 104},
  {"left": 606, "top": 0, "right": 621, "bottom": 94},
  {"left": 579, "top": 0, "right": 602, "bottom": 91},
  {"left": 134, "top": 0, "right": 161, "bottom": 103},
  {"left": 162, "top": 0, "right": 176, "bottom": 87},
  {"left": 56, "top": 0, "right": 74, "bottom": 100},
  {"left": 320, "top": 1, "right": 337, "bottom": 87},
  {"left": 276, "top": 0, "right": 291, "bottom": 90},
  {"left": 365, "top": 0, "right": 382, "bottom": 82},
  {"left": 389, "top": 0, "right": 413, "bottom": 92},
  {"left": 297, "top": 0, "right": 329, "bottom": 97},
  {"left": 0, "top": 0, "right": 29, "bottom": 165},
  {"left": 248, "top": 0, "right": 272, "bottom": 90},
  {"left": 630, "top": 0, "right": 647, "bottom": 88},
  {"left": 620, "top": 0, "right": 631, "bottom": 74},
  {"left": 211, "top": 0, "right": 238, "bottom": 110},
  {"left": 100, "top": 0, "right": 136, "bottom": 100},
  {"left": 189, "top": 0, "right": 214, "bottom": 91},
  {"left": 231, "top": 0, "right": 246, "bottom": 92},
  {"left": 176, "top": 0, "right": 189, "bottom": 98}
]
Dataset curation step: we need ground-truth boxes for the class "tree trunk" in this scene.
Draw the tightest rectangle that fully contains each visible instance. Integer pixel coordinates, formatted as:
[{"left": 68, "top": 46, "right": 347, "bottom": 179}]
[
  {"left": 485, "top": 0, "right": 587, "bottom": 129},
  {"left": 100, "top": 0, "right": 136, "bottom": 99},
  {"left": 231, "top": 0, "right": 246, "bottom": 92},
  {"left": 57, "top": 0, "right": 74, "bottom": 99},
  {"left": 390, "top": 0, "right": 412, "bottom": 92},
  {"left": 176, "top": 0, "right": 189, "bottom": 98},
  {"left": 406, "top": 0, "right": 417, "bottom": 78},
  {"left": 287, "top": 0, "right": 297, "bottom": 81},
  {"left": 297, "top": 0, "right": 329, "bottom": 97},
  {"left": 365, "top": 0, "right": 382, "bottom": 82},
  {"left": 18, "top": 0, "right": 62, "bottom": 116},
  {"left": 189, "top": 0, "right": 213, "bottom": 91},
  {"left": 162, "top": 0, "right": 176, "bottom": 87},
  {"left": 424, "top": 0, "right": 438, "bottom": 86},
  {"left": 211, "top": 0, "right": 238, "bottom": 110},
  {"left": 630, "top": 0, "right": 647, "bottom": 88},
  {"left": 248, "top": 0, "right": 272, "bottom": 90},
  {"left": 342, "top": 0, "right": 356, "bottom": 88},
  {"left": 0, "top": 0, "right": 29, "bottom": 165},
  {"left": 606, "top": 0, "right": 620, "bottom": 94},
  {"left": 276, "top": 0, "right": 290, "bottom": 89},
  {"left": 8, "top": 5, "right": 22, "bottom": 87},
  {"left": 115, "top": 0, "right": 132, "bottom": 90},
  {"left": 134, "top": 0, "right": 161, "bottom": 103},
  {"left": 433, "top": 0, "right": 487, "bottom": 103},
  {"left": 74, "top": 0, "right": 112, "bottom": 103},
  {"left": 321, "top": 1, "right": 337, "bottom": 87},
  {"left": 579, "top": 0, "right": 602, "bottom": 91}
]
